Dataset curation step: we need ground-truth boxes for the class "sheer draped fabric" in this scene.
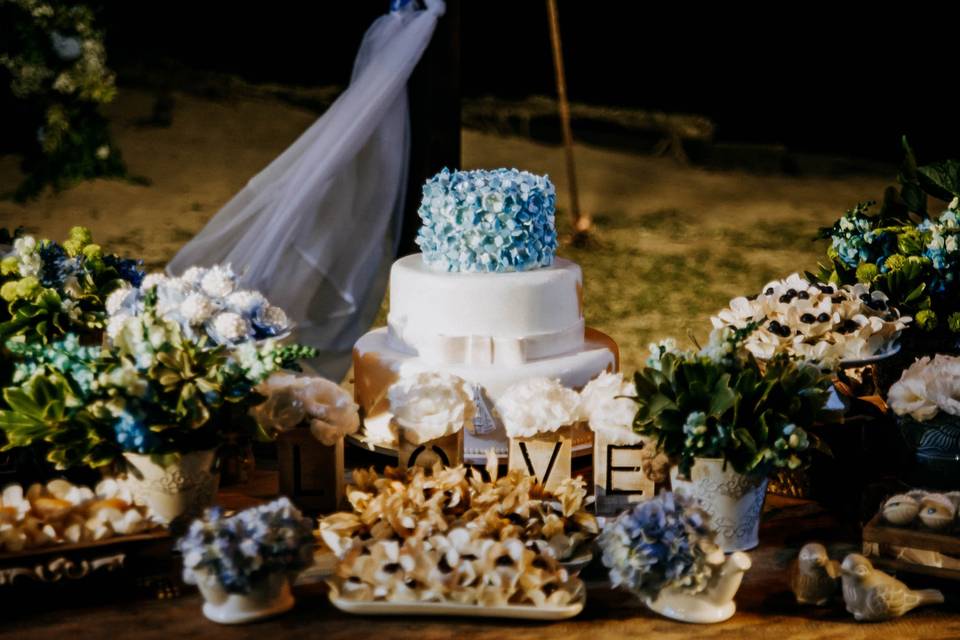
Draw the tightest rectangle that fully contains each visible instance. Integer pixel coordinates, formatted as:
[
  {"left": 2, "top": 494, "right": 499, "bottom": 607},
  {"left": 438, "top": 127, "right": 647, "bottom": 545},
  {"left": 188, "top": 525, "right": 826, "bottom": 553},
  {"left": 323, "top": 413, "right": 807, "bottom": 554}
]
[{"left": 167, "top": 0, "right": 445, "bottom": 380}]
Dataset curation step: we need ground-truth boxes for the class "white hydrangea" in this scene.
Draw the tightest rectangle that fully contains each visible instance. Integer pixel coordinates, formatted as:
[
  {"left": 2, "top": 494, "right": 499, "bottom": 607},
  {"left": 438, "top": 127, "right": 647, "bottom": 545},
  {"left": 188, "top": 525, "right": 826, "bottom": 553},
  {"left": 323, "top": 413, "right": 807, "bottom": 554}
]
[
  {"left": 226, "top": 290, "right": 267, "bottom": 315},
  {"left": 578, "top": 372, "right": 642, "bottom": 445},
  {"left": 140, "top": 272, "right": 168, "bottom": 291},
  {"left": 387, "top": 372, "right": 475, "bottom": 444},
  {"left": 179, "top": 292, "right": 218, "bottom": 326},
  {"left": 13, "top": 236, "right": 41, "bottom": 278},
  {"left": 255, "top": 305, "right": 289, "bottom": 332},
  {"left": 200, "top": 265, "right": 238, "bottom": 299},
  {"left": 180, "top": 266, "right": 207, "bottom": 287},
  {"left": 105, "top": 285, "right": 134, "bottom": 316},
  {"left": 495, "top": 377, "right": 580, "bottom": 438},
  {"left": 212, "top": 311, "right": 251, "bottom": 343}
]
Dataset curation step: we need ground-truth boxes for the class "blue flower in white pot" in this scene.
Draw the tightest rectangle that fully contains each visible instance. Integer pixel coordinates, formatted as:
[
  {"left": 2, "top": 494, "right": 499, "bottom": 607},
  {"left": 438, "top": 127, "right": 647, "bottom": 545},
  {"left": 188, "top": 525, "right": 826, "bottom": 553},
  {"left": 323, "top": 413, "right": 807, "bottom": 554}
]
[
  {"left": 178, "top": 498, "right": 315, "bottom": 624},
  {"left": 599, "top": 491, "right": 752, "bottom": 624}
]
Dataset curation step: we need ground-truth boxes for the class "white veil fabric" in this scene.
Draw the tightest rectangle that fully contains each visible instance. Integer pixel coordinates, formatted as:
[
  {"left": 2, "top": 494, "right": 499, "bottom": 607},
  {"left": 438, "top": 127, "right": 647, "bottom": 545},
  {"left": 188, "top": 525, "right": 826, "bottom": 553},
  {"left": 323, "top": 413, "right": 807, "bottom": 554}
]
[{"left": 167, "top": 0, "right": 446, "bottom": 380}]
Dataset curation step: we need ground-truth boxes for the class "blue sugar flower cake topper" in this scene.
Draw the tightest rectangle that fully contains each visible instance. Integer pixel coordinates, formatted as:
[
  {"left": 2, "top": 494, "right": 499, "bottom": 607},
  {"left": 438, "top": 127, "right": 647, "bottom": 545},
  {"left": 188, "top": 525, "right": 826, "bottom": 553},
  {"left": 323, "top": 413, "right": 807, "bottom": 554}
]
[{"left": 416, "top": 168, "right": 558, "bottom": 272}]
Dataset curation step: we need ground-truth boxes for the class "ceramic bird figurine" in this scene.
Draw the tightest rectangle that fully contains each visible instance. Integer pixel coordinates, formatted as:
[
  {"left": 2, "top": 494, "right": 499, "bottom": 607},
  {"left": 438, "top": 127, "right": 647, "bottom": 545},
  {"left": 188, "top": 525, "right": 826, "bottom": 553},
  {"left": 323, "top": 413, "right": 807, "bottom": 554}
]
[
  {"left": 840, "top": 554, "right": 944, "bottom": 622},
  {"left": 790, "top": 542, "right": 840, "bottom": 605}
]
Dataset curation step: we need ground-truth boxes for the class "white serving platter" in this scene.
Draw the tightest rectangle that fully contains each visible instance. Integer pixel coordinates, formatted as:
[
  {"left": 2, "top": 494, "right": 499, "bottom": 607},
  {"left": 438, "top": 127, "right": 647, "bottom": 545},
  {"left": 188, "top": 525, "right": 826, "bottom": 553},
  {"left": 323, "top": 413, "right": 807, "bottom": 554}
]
[
  {"left": 329, "top": 580, "right": 585, "bottom": 621},
  {"left": 838, "top": 343, "right": 901, "bottom": 369}
]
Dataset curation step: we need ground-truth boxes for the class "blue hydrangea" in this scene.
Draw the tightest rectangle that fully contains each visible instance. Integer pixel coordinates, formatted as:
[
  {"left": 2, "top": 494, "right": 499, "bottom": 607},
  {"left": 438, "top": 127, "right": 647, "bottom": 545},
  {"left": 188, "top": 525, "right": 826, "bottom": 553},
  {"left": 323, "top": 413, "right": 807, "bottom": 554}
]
[
  {"left": 38, "top": 241, "right": 78, "bottom": 289},
  {"left": 598, "top": 491, "right": 717, "bottom": 600},
  {"left": 104, "top": 254, "right": 145, "bottom": 287},
  {"left": 8, "top": 334, "right": 100, "bottom": 396},
  {"left": 113, "top": 410, "right": 160, "bottom": 453},
  {"left": 177, "top": 498, "right": 314, "bottom": 594},
  {"left": 415, "top": 168, "right": 558, "bottom": 272}
]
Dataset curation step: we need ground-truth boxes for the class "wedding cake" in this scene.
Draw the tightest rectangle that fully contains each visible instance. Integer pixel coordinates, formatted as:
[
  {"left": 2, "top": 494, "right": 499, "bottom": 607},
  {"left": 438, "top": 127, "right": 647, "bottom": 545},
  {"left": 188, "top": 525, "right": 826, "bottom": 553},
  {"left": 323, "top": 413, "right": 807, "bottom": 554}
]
[{"left": 353, "top": 168, "right": 618, "bottom": 458}]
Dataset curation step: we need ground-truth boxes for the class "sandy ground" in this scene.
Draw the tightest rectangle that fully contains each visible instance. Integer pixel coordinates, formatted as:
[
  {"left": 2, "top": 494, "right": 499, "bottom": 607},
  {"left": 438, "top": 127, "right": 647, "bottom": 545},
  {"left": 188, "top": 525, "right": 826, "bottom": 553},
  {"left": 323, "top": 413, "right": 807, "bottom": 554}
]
[{"left": 0, "top": 89, "right": 890, "bottom": 373}]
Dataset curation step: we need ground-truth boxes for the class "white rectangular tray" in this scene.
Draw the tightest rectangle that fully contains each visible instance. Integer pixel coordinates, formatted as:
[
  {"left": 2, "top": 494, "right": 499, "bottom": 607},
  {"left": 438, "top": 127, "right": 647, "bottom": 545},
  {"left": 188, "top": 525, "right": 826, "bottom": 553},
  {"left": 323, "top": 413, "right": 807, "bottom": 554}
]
[{"left": 329, "top": 583, "right": 585, "bottom": 621}]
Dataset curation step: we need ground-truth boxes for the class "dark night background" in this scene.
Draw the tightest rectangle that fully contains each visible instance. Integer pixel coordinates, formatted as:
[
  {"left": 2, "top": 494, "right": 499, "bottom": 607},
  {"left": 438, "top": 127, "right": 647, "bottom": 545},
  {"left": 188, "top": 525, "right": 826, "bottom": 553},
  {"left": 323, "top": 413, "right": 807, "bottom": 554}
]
[{"left": 96, "top": 1, "right": 959, "bottom": 165}]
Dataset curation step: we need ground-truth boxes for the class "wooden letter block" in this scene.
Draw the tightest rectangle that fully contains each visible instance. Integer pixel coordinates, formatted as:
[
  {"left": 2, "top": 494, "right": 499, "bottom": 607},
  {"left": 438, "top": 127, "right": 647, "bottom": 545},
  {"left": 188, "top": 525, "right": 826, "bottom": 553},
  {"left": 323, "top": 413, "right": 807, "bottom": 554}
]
[
  {"left": 508, "top": 426, "right": 572, "bottom": 493},
  {"left": 276, "top": 428, "right": 344, "bottom": 515},
  {"left": 398, "top": 427, "right": 463, "bottom": 472},
  {"left": 593, "top": 433, "right": 654, "bottom": 515}
]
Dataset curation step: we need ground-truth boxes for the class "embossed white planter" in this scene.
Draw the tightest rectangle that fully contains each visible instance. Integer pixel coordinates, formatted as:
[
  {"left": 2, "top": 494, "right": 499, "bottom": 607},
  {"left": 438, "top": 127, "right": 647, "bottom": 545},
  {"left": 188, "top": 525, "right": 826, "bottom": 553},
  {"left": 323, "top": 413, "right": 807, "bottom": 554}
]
[
  {"left": 123, "top": 449, "right": 219, "bottom": 525},
  {"left": 670, "top": 458, "right": 767, "bottom": 552},
  {"left": 190, "top": 568, "right": 294, "bottom": 624}
]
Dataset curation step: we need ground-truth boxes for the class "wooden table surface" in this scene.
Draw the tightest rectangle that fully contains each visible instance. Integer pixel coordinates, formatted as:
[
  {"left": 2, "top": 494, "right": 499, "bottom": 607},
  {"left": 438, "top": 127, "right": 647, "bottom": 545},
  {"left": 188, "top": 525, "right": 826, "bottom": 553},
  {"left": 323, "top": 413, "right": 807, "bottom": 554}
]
[{"left": 5, "top": 472, "right": 960, "bottom": 640}]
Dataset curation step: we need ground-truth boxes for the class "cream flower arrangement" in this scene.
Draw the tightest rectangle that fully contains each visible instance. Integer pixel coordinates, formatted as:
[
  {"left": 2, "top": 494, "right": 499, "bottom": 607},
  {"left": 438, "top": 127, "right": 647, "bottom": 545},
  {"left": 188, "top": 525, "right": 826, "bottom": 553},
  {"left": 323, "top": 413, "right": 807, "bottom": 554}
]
[
  {"left": 712, "top": 273, "right": 910, "bottom": 367},
  {"left": 387, "top": 372, "right": 475, "bottom": 445},
  {"left": 887, "top": 355, "right": 960, "bottom": 422},
  {"left": 495, "top": 377, "right": 580, "bottom": 438},
  {"left": 251, "top": 372, "right": 360, "bottom": 446},
  {"left": 578, "top": 372, "right": 642, "bottom": 446}
]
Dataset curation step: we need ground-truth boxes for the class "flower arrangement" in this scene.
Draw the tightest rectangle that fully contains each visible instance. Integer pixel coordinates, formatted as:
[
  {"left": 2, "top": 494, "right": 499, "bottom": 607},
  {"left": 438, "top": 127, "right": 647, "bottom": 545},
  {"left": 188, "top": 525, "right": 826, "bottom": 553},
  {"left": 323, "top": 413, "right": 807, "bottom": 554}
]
[
  {"left": 598, "top": 491, "right": 722, "bottom": 601},
  {"left": 387, "top": 371, "right": 475, "bottom": 444},
  {"left": 251, "top": 372, "right": 360, "bottom": 446},
  {"left": 0, "top": 277, "right": 316, "bottom": 469},
  {"left": 887, "top": 354, "right": 960, "bottom": 422},
  {"left": 816, "top": 141, "right": 960, "bottom": 342},
  {"left": 494, "top": 377, "right": 580, "bottom": 439},
  {"left": 177, "top": 498, "right": 315, "bottom": 594},
  {"left": 0, "top": 226, "right": 143, "bottom": 346},
  {"left": 0, "top": 0, "right": 126, "bottom": 200},
  {"left": 321, "top": 458, "right": 592, "bottom": 605},
  {"left": 578, "top": 372, "right": 643, "bottom": 445},
  {"left": 106, "top": 265, "right": 290, "bottom": 346},
  {"left": 415, "top": 168, "right": 558, "bottom": 273},
  {"left": 711, "top": 273, "right": 910, "bottom": 367},
  {"left": 633, "top": 328, "right": 832, "bottom": 478}
]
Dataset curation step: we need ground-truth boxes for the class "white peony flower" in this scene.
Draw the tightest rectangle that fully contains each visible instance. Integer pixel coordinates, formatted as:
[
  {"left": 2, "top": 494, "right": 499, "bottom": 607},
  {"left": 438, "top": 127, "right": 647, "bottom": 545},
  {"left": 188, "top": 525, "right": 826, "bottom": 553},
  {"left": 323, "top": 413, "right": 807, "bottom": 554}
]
[
  {"left": 387, "top": 372, "right": 475, "bottom": 444},
  {"left": 225, "top": 290, "right": 267, "bottom": 315},
  {"left": 886, "top": 355, "right": 960, "bottom": 421},
  {"left": 105, "top": 284, "right": 134, "bottom": 316},
  {"left": 495, "top": 377, "right": 579, "bottom": 439},
  {"left": 578, "top": 372, "right": 641, "bottom": 445},
  {"left": 200, "top": 264, "right": 237, "bottom": 299},
  {"left": 179, "top": 292, "right": 217, "bottom": 326},
  {"left": 252, "top": 373, "right": 360, "bottom": 445},
  {"left": 211, "top": 311, "right": 251, "bottom": 343}
]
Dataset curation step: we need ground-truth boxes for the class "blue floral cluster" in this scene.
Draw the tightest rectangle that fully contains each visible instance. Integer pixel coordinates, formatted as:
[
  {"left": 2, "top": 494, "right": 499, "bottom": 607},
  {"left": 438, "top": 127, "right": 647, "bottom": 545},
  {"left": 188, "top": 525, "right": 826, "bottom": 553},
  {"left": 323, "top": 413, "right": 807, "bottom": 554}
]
[
  {"left": 920, "top": 209, "right": 960, "bottom": 278},
  {"left": 826, "top": 203, "right": 894, "bottom": 269},
  {"left": 8, "top": 334, "right": 100, "bottom": 395},
  {"left": 415, "top": 168, "right": 558, "bottom": 272},
  {"left": 598, "top": 491, "right": 716, "bottom": 600},
  {"left": 104, "top": 254, "right": 145, "bottom": 288},
  {"left": 112, "top": 409, "right": 161, "bottom": 454},
  {"left": 177, "top": 498, "right": 315, "bottom": 594}
]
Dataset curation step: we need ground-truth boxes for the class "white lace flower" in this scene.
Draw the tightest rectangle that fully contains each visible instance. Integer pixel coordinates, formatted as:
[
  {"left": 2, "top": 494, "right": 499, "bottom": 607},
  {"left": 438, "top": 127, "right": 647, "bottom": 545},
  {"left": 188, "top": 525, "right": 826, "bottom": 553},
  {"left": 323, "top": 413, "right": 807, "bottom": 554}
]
[
  {"left": 200, "top": 265, "right": 238, "bottom": 299},
  {"left": 211, "top": 311, "right": 251, "bottom": 343},
  {"left": 578, "top": 372, "right": 641, "bottom": 445},
  {"left": 388, "top": 372, "right": 475, "bottom": 444},
  {"left": 495, "top": 377, "right": 580, "bottom": 438},
  {"left": 179, "top": 292, "right": 217, "bottom": 326}
]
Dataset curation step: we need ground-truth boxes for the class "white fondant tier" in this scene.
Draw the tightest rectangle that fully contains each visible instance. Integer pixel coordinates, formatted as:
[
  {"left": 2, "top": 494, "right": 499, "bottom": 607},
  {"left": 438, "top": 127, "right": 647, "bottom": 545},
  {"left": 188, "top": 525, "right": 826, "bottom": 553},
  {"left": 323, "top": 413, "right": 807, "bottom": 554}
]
[
  {"left": 353, "top": 327, "right": 617, "bottom": 457},
  {"left": 387, "top": 254, "right": 584, "bottom": 366}
]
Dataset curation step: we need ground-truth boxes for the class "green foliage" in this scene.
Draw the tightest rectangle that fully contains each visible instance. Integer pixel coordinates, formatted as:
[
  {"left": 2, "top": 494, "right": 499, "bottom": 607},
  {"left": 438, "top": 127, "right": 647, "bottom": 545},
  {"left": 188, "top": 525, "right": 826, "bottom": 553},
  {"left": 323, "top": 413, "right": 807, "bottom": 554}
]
[{"left": 632, "top": 337, "right": 831, "bottom": 478}]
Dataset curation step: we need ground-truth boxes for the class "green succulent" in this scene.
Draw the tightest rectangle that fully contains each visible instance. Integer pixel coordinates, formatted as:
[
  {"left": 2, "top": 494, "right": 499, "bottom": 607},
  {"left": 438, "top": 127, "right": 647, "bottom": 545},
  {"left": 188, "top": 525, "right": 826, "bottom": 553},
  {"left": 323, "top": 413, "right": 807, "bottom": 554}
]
[{"left": 632, "top": 343, "right": 831, "bottom": 478}]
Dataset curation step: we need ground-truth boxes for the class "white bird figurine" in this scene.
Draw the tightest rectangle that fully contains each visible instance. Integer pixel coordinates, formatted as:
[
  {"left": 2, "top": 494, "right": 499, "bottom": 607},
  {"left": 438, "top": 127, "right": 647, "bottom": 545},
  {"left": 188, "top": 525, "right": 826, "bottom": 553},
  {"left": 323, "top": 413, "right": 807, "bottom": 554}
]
[
  {"left": 790, "top": 542, "right": 840, "bottom": 605},
  {"left": 840, "top": 554, "right": 944, "bottom": 622}
]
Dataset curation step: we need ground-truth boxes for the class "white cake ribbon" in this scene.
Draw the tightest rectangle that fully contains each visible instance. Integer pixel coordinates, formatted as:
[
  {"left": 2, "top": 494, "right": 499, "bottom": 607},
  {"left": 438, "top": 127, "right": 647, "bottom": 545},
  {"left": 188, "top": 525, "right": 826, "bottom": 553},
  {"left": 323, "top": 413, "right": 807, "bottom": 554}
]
[{"left": 387, "top": 319, "right": 585, "bottom": 366}]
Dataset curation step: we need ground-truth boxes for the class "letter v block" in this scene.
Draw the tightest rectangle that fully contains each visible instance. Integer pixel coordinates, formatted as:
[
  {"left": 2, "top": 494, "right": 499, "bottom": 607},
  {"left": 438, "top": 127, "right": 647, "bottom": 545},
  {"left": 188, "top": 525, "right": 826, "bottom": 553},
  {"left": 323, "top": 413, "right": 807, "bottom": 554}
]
[{"left": 508, "top": 426, "right": 572, "bottom": 492}]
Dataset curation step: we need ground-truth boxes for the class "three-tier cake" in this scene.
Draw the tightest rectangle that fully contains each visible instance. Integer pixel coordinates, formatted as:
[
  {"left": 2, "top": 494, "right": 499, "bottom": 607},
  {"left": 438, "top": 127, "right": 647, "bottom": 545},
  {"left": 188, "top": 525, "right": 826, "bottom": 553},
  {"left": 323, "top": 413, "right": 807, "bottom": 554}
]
[{"left": 353, "top": 168, "right": 618, "bottom": 458}]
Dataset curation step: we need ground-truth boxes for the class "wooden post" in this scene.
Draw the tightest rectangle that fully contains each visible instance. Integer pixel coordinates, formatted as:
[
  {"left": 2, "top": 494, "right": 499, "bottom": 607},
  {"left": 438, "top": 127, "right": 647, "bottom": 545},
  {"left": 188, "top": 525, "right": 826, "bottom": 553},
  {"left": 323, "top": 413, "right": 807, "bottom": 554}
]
[
  {"left": 546, "top": 0, "right": 589, "bottom": 238},
  {"left": 276, "top": 429, "right": 344, "bottom": 515},
  {"left": 508, "top": 426, "right": 572, "bottom": 493},
  {"left": 593, "top": 434, "right": 655, "bottom": 516},
  {"left": 398, "top": 426, "right": 464, "bottom": 472}
]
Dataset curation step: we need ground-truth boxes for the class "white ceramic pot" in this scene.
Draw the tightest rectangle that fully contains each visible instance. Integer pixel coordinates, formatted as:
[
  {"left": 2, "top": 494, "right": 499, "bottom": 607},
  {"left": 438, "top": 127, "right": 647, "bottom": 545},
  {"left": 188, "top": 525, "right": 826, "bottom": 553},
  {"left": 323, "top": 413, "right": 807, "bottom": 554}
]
[
  {"left": 123, "top": 449, "right": 219, "bottom": 525},
  {"left": 670, "top": 457, "right": 768, "bottom": 552},
  {"left": 644, "top": 551, "right": 752, "bottom": 623},
  {"left": 192, "top": 569, "right": 295, "bottom": 624}
]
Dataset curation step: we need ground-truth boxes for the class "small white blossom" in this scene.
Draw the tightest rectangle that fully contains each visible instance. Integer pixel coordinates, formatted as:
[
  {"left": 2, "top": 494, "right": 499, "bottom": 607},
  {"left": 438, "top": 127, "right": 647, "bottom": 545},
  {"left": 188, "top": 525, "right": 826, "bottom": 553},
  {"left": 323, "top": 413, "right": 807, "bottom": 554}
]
[
  {"left": 212, "top": 311, "right": 251, "bottom": 343},
  {"left": 180, "top": 266, "right": 207, "bottom": 287},
  {"left": 225, "top": 290, "right": 267, "bottom": 315},
  {"left": 140, "top": 272, "right": 168, "bottom": 291},
  {"left": 255, "top": 305, "right": 289, "bottom": 332},
  {"left": 179, "top": 292, "right": 217, "bottom": 326},
  {"left": 105, "top": 285, "right": 134, "bottom": 315},
  {"left": 201, "top": 265, "right": 238, "bottom": 299}
]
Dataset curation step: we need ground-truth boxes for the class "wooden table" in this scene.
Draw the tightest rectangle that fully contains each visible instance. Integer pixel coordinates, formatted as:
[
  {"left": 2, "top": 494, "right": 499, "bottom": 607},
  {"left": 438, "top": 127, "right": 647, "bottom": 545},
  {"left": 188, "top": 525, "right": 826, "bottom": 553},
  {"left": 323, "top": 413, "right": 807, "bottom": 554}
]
[{"left": 6, "top": 473, "right": 960, "bottom": 640}]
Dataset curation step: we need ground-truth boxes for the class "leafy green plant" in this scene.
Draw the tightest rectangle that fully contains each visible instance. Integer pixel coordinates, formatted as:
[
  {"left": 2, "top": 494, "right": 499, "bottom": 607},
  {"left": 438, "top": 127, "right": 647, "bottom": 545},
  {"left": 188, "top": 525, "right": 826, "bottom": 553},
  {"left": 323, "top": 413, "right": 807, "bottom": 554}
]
[{"left": 632, "top": 332, "right": 832, "bottom": 478}]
